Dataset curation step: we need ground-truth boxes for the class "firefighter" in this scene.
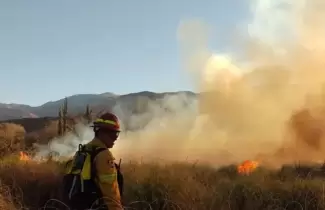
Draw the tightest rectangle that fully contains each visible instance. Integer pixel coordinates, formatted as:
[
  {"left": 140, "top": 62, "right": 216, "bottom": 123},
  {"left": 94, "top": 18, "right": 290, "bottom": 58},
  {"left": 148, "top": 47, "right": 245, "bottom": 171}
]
[{"left": 86, "top": 112, "right": 124, "bottom": 210}]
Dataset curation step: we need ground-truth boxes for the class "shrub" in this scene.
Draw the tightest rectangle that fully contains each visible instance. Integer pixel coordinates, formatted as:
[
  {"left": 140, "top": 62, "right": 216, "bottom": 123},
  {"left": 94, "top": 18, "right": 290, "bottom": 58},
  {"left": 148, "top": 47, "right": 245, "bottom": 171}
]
[{"left": 0, "top": 123, "right": 25, "bottom": 157}]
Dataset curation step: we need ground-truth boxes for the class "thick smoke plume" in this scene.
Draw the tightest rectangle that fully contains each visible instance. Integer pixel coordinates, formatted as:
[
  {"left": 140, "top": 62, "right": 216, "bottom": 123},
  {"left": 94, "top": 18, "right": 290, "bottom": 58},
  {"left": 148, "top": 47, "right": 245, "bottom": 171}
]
[{"left": 35, "top": 0, "right": 325, "bottom": 167}]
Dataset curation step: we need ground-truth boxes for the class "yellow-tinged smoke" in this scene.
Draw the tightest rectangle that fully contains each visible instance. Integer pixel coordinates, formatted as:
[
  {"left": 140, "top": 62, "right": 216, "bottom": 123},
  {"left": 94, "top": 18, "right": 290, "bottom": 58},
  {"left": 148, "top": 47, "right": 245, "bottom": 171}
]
[
  {"left": 36, "top": 0, "right": 325, "bottom": 167},
  {"left": 115, "top": 0, "right": 325, "bottom": 166}
]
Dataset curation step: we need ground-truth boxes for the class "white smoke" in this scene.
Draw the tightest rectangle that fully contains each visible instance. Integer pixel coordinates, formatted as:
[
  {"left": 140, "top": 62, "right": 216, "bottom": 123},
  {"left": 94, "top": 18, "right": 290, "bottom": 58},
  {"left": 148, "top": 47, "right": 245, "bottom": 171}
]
[
  {"left": 34, "top": 93, "right": 200, "bottom": 161},
  {"left": 248, "top": 0, "right": 305, "bottom": 44},
  {"left": 34, "top": 123, "right": 95, "bottom": 160}
]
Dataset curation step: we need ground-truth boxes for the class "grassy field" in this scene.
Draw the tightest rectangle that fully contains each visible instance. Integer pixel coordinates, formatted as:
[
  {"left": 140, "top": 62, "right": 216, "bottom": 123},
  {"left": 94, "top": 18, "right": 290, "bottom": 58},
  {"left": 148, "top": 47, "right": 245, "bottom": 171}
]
[{"left": 1, "top": 154, "right": 325, "bottom": 210}]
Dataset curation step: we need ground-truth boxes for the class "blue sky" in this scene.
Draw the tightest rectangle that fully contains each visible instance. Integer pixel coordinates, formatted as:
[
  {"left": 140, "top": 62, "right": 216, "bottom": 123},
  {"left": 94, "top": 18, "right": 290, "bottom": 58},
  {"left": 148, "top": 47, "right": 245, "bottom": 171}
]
[{"left": 0, "top": 0, "right": 250, "bottom": 106}]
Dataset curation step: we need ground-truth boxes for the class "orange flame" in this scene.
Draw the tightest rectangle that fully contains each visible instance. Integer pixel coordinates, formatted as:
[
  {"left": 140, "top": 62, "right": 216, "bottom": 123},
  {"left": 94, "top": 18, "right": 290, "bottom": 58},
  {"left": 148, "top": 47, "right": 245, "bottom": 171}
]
[
  {"left": 19, "top": 151, "right": 31, "bottom": 161},
  {"left": 237, "top": 160, "right": 259, "bottom": 175}
]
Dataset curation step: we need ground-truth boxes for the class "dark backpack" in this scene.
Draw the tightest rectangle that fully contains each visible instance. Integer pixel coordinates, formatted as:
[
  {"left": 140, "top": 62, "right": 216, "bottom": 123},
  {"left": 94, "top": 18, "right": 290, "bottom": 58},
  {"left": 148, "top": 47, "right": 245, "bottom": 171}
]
[{"left": 62, "top": 144, "right": 124, "bottom": 210}]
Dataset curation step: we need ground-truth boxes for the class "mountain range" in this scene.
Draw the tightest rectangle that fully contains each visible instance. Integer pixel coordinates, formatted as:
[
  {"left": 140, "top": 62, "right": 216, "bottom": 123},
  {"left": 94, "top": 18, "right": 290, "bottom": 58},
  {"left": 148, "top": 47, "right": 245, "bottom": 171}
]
[
  {"left": 1, "top": 67, "right": 294, "bottom": 122},
  {"left": 0, "top": 91, "right": 197, "bottom": 121}
]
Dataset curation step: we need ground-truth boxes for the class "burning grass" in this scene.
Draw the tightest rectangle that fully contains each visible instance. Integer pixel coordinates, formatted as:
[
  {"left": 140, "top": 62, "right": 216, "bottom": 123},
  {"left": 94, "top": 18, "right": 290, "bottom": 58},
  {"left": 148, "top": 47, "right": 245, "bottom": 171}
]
[{"left": 1, "top": 154, "right": 325, "bottom": 209}]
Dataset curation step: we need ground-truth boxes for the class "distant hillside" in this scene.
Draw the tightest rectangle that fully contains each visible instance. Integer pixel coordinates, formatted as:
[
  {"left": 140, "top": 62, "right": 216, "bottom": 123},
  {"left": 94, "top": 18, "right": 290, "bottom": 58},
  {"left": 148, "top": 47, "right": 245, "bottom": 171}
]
[{"left": 0, "top": 91, "right": 197, "bottom": 131}]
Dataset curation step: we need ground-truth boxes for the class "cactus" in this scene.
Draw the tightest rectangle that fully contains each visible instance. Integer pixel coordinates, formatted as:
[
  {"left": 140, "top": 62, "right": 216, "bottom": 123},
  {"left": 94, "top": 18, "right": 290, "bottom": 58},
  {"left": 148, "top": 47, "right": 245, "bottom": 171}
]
[
  {"left": 85, "top": 104, "right": 92, "bottom": 123},
  {"left": 63, "top": 97, "right": 68, "bottom": 134},
  {"left": 58, "top": 106, "right": 63, "bottom": 135},
  {"left": 57, "top": 97, "right": 68, "bottom": 135}
]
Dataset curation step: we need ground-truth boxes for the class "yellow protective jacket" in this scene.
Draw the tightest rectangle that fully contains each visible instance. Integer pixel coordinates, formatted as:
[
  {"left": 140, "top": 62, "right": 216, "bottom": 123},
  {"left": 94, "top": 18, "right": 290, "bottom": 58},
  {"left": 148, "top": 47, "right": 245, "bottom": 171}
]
[{"left": 85, "top": 138, "right": 123, "bottom": 210}]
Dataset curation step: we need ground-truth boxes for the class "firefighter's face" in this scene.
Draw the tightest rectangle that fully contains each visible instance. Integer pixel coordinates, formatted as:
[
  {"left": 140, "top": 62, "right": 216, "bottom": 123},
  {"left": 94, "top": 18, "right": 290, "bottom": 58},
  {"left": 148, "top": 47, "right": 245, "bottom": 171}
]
[{"left": 98, "top": 129, "right": 120, "bottom": 148}]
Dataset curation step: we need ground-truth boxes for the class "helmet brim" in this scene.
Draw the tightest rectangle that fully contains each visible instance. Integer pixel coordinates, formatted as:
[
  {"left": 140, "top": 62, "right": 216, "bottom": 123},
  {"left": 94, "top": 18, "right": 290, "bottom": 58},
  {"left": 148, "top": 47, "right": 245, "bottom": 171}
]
[{"left": 90, "top": 125, "right": 120, "bottom": 132}]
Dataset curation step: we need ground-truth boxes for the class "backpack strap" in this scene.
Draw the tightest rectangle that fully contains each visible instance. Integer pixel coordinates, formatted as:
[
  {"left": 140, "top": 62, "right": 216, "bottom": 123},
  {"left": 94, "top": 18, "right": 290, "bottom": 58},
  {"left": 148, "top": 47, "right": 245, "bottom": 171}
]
[
  {"left": 84, "top": 145, "right": 124, "bottom": 198},
  {"left": 88, "top": 146, "right": 107, "bottom": 178}
]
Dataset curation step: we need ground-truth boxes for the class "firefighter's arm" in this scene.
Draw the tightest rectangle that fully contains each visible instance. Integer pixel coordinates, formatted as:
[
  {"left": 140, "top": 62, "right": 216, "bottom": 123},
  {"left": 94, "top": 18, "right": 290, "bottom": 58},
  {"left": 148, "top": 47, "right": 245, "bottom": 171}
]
[{"left": 94, "top": 150, "right": 123, "bottom": 210}]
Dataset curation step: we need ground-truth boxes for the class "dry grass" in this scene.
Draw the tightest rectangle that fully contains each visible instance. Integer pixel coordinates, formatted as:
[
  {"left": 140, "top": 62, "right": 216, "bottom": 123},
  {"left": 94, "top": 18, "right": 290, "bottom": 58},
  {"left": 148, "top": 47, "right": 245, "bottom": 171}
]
[
  {"left": 0, "top": 123, "right": 25, "bottom": 157},
  {"left": 1, "top": 155, "right": 325, "bottom": 210}
]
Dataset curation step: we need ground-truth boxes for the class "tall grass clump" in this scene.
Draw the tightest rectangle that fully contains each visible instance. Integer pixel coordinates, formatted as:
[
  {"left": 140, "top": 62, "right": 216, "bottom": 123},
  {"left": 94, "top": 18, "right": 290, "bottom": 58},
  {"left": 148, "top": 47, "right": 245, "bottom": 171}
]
[{"left": 1, "top": 155, "right": 325, "bottom": 209}]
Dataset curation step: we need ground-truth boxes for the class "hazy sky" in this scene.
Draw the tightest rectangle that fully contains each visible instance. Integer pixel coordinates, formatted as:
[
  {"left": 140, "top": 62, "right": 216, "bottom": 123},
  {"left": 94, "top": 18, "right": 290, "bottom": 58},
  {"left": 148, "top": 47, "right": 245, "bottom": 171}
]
[{"left": 1, "top": 0, "right": 250, "bottom": 106}]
